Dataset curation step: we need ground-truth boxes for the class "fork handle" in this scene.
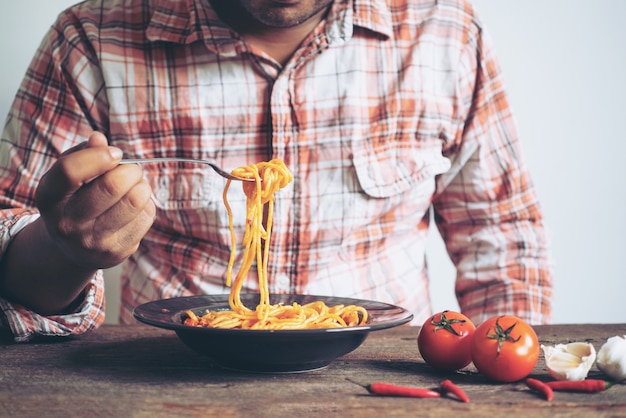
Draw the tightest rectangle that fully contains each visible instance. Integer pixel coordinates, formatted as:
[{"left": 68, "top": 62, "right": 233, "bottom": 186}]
[{"left": 119, "top": 158, "right": 201, "bottom": 165}]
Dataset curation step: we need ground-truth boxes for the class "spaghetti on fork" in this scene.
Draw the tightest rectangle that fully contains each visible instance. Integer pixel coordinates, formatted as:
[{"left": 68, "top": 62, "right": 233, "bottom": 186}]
[{"left": 183, "top": 159, "right": 368, "bottom": 330}]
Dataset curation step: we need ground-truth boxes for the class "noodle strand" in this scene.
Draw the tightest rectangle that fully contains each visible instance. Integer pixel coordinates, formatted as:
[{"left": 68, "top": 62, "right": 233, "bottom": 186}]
[{"left": 184, "top": 159, "right": 368, "bottom": 329}]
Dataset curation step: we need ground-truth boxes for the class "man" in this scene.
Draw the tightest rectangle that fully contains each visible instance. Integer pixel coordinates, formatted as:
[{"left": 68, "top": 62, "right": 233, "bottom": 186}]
[{"left": 0, "top": 0, "right": 552, "bottom": 341}]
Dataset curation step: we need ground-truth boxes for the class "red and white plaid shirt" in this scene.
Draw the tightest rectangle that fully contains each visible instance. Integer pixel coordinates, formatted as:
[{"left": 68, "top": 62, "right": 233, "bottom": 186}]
[{"left": 0, "top": 0, "right": 552, "bottom": 340}]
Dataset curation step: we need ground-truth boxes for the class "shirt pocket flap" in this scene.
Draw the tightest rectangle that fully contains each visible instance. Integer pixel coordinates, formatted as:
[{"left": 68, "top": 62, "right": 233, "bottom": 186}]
[{"left": 353, "top": 142, "right": 451, "bottom": 198}]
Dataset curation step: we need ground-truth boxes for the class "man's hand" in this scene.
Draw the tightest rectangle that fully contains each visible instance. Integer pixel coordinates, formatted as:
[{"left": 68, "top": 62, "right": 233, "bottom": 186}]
[
  {"left": 0, "top": 132, "right": 156, "bottom": 315},
  {"left": 35, "top": 132, "right": 156, "bottom": 270}
]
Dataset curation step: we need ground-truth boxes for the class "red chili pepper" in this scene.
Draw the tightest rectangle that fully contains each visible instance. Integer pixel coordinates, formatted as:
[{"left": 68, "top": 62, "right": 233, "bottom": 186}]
[
  {"left": 368, "top": 382, "right": 441, "bottom": 398},
  {"left": 346, "top": 378, "right": 441, "bottom": 398},
  {"left": 525, "top": 378, "right": 554, "bottom": 401},
  {"left": 545, "top": 379, "right": 613, "bottom": 393},
  {"left": 439, "top": 379, "right": 470, "bottom": 403}
]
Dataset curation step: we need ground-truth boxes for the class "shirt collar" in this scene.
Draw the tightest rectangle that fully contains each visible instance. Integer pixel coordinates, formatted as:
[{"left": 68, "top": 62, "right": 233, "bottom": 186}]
[
  {"left": 146, "top": 0, "right": 234, "bottom": 49},
  {"left": 145, "top": 0, "right": 392, "bottom": 50},
  {"left": 351, "top": 0, "right": 393, "bottom": 40}
]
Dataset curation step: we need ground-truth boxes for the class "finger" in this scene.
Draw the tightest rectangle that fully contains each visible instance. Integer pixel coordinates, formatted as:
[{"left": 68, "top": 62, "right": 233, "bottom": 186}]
[
  {"left": 91, "top": 170, "right": 155, "bottom": 233},
  {"left": 78, "top": 197, "right": 156, "bottom": 268},
  {"left": 97, "top": 199, "right": 157, "bottom": 265},
  {"left": 57, "top": 131, "right": 110, "bottom": 157},
  {"left": 63, "top": 163, "right": 147, "bottom": 222},
  {"left": 57, "top": 202, "right": 156, "bottom": 270},
  {"left": 36, "top": 143, "right": 123, "bottom": 209},
  {"left": 49, "top": 173, "right": 155, "bottom": 269},
  {"left": 85, "top": 131, "right": 109, "bottom": 148}
]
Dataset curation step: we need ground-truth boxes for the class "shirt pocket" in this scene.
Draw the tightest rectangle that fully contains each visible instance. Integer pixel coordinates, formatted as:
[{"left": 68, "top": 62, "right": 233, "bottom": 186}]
[
  {"left": 143, "top": 165, "right": 245, "bottom": 249},
  {"left": 352, "top": 139, "right": 451, "bottom": 199},
  {"left": 337, "top": 135, "right": 451, "bottom": 261}
]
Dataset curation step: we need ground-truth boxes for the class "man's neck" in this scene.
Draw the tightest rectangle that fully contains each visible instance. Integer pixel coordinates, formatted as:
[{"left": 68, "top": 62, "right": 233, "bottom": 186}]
[{"left": 210, "top": 1, "right": 329, "bottom": 65}]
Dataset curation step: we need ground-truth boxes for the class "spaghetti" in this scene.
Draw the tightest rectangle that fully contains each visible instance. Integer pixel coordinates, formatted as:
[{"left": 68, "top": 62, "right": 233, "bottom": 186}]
[{"left": 183, "top": 159, "right": 368, "bottom": 330}]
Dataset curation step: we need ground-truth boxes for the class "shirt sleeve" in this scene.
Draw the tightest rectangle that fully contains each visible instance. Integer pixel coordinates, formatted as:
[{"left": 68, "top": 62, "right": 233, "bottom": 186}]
[
  {"left": 0, "top": 212, "right": 106, "bottom": 342},
  {"left": 0, "top": 10, "right": 108, "bottom": 341},
  {"left": 432, "top": 18, "right": 553, "bottom": 325}
]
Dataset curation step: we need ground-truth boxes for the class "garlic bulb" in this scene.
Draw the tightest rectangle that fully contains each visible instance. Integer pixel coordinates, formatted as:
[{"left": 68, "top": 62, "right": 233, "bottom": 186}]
[
  {"left": 597, "top": 335, "right": 626, "bottom": 382},
  {"left": 541, "top": 342, "right": 596, "bottom": 381}
]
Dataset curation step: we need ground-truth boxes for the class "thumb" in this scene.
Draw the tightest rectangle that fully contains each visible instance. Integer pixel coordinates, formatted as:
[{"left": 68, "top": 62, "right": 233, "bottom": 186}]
[
  {"left": 59, "top": 131, "right": 111, "bottom": 157},
  {"left": 86, "top": 131, "right": 109, "bottom": 148},
  {"left": 36, "top": 133, "right": 123, "bottom": 208}
]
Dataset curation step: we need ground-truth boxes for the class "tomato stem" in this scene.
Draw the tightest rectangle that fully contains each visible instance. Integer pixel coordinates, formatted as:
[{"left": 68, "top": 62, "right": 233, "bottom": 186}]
[
  {"left": 431, "top": 310, "right": 467, "bottom": 336},
  {"left": 486, "top": 317, "right": 521, "bottom": 356}
]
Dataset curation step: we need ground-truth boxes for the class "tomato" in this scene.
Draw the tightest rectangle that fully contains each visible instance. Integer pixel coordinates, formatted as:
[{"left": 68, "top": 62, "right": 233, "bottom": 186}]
[
  {"left": 417, "top": 310, "right": 476, "bottom": 371},
  {"left": 470, "top": 315, "right": 539, "bottom": 382}
]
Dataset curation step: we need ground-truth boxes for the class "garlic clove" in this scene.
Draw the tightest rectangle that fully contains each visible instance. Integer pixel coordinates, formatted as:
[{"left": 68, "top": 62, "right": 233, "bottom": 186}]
[
  {"left": 541, "top": 342, "right": 596, "bottom": 381},
  {"left": 597, "top": 335, "right": 626, "bottom": 382}
]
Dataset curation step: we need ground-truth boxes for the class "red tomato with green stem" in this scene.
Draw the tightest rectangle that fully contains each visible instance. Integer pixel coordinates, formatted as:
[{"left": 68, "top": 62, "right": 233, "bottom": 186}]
[
  {"left": 417, "top": 310, "right": 476, "bottom": 371},
  {"left": 470, "top": 315, "right": 539, "bottom": 382}
]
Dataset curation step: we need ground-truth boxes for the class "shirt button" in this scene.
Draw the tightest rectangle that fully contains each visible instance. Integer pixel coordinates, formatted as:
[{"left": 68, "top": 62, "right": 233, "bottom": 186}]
[
  {"left": 155, "top": 177, "right": 170, "bottom": 203},
  {"left": 155, "top": 187, "right": 169, "bottom": 203},
  {"left": 276, "top": 275, "right": 291, "bottom": 292}
]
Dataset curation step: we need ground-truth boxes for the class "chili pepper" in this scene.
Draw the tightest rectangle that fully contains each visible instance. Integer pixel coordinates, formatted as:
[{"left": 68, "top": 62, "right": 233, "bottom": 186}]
[
  {"left": 525, "top": 378, "right": 554, "bottom": 401},
  {"left": 439, "top": 379, "right": 470, "bottom": 403},
  {"left": 544, "top": 379, "right": 614, "bottom": 393},
  {"left": 367, "top": 382, "right": 441, "bottom": 398},
  {"left": 346, "top": 378, "right": 441, "bottom": 398}
]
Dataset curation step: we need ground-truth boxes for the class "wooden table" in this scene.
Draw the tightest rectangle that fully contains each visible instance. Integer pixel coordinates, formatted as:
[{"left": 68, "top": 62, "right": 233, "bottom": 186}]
[{"left": 1, "top": 324, "right": 625, "bottom": 417}]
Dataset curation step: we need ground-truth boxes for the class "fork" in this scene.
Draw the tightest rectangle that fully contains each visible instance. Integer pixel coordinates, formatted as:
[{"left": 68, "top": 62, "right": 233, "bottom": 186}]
[{"left": 119, "top": 157, "right": 254, "bottom": 182}]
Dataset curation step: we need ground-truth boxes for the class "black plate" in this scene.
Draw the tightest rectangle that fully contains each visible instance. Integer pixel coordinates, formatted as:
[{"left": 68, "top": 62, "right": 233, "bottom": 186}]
[{"left": 133, "top": 294, "right": 413, "bottom": 373}]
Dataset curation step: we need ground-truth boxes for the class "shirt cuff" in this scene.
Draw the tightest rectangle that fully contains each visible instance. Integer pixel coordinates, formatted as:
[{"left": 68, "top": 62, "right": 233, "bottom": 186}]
[
  {"left": 0, "top": 272, "right": 106, "bottom": 342},
  {"left": 0, "top": 210, "right": 40, "bottom": 254},
  {"left": 0, "top": 209, "right": 106, "bottom": 341}
]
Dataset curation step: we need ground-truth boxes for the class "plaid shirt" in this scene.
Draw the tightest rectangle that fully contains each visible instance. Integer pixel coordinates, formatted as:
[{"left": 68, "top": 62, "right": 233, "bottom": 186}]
[{"left": 0, "top": 0, "right": 552, "bottom": 340}]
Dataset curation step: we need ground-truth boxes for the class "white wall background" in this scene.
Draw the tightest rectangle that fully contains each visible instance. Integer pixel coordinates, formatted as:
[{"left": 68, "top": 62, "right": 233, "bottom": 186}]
[{"left": 1, "top": 1, "right": 624, "bottom": 325}]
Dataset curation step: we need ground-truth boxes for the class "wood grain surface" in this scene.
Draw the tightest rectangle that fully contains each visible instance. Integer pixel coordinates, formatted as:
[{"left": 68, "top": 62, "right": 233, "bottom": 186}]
[{"left": 1, "top": 324, "right": 625, "bottom": 417}]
